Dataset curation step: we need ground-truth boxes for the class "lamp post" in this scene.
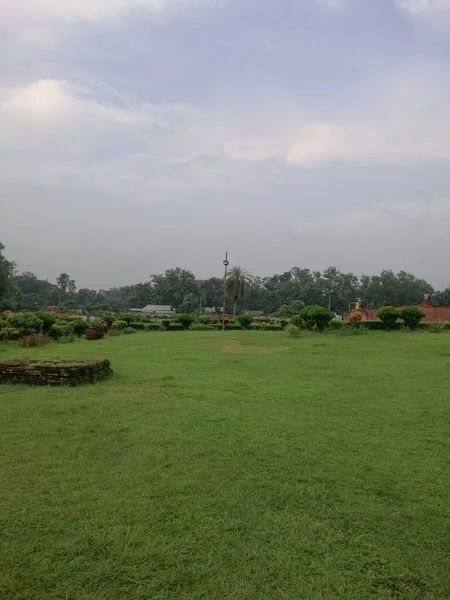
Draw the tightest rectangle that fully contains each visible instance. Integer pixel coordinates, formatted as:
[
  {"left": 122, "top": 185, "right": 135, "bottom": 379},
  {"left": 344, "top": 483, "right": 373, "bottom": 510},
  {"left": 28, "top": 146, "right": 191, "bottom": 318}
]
[{"left": 222, "top": 251, "right": 229, "bottom": 332}]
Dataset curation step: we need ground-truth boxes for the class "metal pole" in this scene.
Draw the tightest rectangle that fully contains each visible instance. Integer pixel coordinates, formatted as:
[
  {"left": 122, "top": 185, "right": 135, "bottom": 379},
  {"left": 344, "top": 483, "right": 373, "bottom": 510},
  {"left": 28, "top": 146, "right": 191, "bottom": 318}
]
[{"left": 222, "top": 251, "right": 229, "bottom": 332}]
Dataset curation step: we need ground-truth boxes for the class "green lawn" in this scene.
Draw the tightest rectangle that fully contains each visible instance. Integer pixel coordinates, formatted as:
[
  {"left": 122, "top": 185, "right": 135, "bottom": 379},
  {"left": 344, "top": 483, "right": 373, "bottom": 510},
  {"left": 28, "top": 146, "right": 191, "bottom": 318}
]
[{"left": 1, "top": 331, "right": 450, "bottom": 599}]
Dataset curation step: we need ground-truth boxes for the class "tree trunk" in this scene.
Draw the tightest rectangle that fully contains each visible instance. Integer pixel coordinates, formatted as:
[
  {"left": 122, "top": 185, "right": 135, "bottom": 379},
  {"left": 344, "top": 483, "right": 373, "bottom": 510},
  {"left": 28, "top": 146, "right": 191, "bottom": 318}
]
[{"left": 233, "top": 300, "right": 237, "bottom": 319}]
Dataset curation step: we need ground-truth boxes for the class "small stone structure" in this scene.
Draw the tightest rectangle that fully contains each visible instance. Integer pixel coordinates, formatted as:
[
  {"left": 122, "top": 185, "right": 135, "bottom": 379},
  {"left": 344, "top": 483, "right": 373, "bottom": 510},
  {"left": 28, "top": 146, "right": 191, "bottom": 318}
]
[{"left": 0, "top": 358, "right": 112, "bottom": 386}]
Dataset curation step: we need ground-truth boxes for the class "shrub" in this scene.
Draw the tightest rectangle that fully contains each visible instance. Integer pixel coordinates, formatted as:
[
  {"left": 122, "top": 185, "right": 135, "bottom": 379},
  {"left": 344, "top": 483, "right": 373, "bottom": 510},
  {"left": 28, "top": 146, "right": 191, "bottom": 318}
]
[
  {"left": 124, "top": 327, "right": 138, "bottom": 335},
  {"left": 111, "top": 320, "right": 127, "bottom": 330},
  {"left": 189, "top": 323, "right": 213, "bottom": 331},
  {"left": 161, "top": 319, "right": 171, "bottom": 329},
  {"left": 291, "top": 315, "right": 304, "bottom": 328},
  {"left": 35, "top": 312, "right": 56, "bottom": 334},
  {"left": 248, "top": 323, "right": 262, "bottom": 330},
  {"left": 401, "top": 306, "right": 426, "bottom": 330},
  {"left": 7, "top": 313, "right": 44, "bottom": 336},
  {"left": 49, "top": 324, "right": 65, "bottom": 340},
  {"left": 429, "top": 322, "right": 445, "bottom": 333},
  {"left": 108, "top": 328, "right": 124, "bottom": 337},
  {"left": 130, "top": 322, "right": 145, "bottom": 330},
  {"left": 89, "top": 318, "right": 108, "bottom": 333},
  {"left": 86, "top": 328, "right": 106, "bottom": 341},
  {"left": 300, "top": 305, "right": 334, "bottom": 333},
  {"left": 339, "top": 325, "right": 369, "bottom": 336},
  {"left": 167, "top": 323, "right": 184, "bottom": 331},
  {"left": 174, "top": 314, "right": 195, "bottom": 330},
  {"left": 101, "top": 314, "right": 116, "bottom": 326},
  {"left": 376, "top": 306, "right": 400, "bottom": 330},
  {"left": 286, "top": 324, "right": 301, "bottom": 337},
  {"left": 195, "top": 316, "right": 211, "bottom": 325},
  {"left": 225, "top": 324, "right": 242, "bottom": 331},
  {"left": 145, "top": 323, "right": 161, "bottom": 331},
  {"left": 263, "top": 324, "right": 284, "bottom": 331},
  {"left": 21, "top": 333, "right": 51, "bottom": 348},
  {"left": 117, "top": 314, "right": 135, "bottom": 324},
  {"left": 347, "top": 311, "right": 363, "bottom": 325},
  {"left": 237, "top": 314, "right": 254, "bottom": 329},
  {"left": 73, "top": 320, "right": 89, "bottom": 338},
  {"left": 0, "top": 328, "right": 20, "bottom": 341}
]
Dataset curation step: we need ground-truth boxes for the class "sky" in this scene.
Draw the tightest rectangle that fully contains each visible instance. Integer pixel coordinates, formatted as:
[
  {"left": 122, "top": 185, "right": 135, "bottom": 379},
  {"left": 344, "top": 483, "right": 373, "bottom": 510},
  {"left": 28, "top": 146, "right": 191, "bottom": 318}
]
[{"left": 1, "top": 0, "right": 450, "bottom": 289}]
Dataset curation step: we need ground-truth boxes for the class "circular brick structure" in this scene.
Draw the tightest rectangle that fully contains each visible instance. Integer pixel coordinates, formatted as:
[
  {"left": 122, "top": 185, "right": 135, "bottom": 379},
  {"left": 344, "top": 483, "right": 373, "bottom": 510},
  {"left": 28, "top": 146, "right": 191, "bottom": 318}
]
[{"left": 0, "top": 358, "right": 112, "bottom": 386}]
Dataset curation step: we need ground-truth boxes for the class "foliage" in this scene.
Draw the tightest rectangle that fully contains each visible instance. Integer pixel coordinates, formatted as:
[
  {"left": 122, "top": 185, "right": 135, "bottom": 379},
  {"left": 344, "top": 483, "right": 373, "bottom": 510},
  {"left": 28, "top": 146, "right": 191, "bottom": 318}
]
[
  {"left": 86, "top": 328, "right": 105, "bottom": 341},
  {"left": 290, "top": 315, "right": 304, "bottom": 328},
  {"left": 108, "top": 328, "right": 124, "bottom": 337},
  {"left": 49, "top": 325, "right": 65, "bottom": 340},
  {"left": 35, "top": 312, "right": 56, "bottom": 334},
  {"left": 167, "top": 323, "right": 184, "bottom": 331},
  {"left": 263, "top": 324, "right": 284, "bottom": 331},
  {"left": 237, "top": 314, "right": 253, "bottom": 329},
  {"left": 225, "top": 324, "right": 242, "bottom": 331},
  {"left": 124, "top": 327, "right": 138, "bottom": 335},
  {"left": 0, "top": 328, "right": 20, "bottom": 341},
  {"left": 101, "top": 314, "right": 116, "bottom": 326},
  {"left": 347, "top": 311, "right": 362, "bottom": 325},
  {"left": 111, "top": 320, "right": 127, "bottom": 330},
  {"left": 195, "top": 316, "right": 211, "bottom": 325},
  {"left": 174, "top": 314, "right": 195, "bottom": 330},
  {"left": 21, "top": 333, "right": 52, "bottom": 348},
  {"left": 73, "top": 320, "right": 90, "bottom": 338},
  {"left": 129, "top": 322, "right": 146, "bottom": 330},
  {"left": 88, "top": 318, "right": 108, "bottom": 332},
  {"left": 7, "top": 313, "right": 44, "bottom": 336},
  {"left": 428, "top": 322, "right": 445, "bottom": 333},
  {"left": 376, "top": 306, "right": 400, "bottom": 330},
  {"left": 300, "top": 305, "right": 334, "bottom": 332},
  {"left": 248, "top": 323, "right": 262, "bottom": 330},
  {"left": 401, "top": 306, "right": 426, "bottom": 330},
  {"left": 189, "top": 323, "right": 214, "bottom": 331},
  {"left": 226, "top": 267, "right": 253, "bottom": 316},
  {"left": 286, "top": 324, "right": 301, "bottom": 337},
  {"left": 145, "top": 323, "right": 162, "bottom": 331},
  {"left": 0, "top": 242, "right": 15, "bottom": 301}
]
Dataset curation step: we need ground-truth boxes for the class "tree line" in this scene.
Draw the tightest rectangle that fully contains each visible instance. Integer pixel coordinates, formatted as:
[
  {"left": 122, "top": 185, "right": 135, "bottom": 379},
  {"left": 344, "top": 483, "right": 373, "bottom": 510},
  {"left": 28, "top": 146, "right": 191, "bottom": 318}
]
[{"left": 1, "top": 242, "right": 449, "bottom": 315}]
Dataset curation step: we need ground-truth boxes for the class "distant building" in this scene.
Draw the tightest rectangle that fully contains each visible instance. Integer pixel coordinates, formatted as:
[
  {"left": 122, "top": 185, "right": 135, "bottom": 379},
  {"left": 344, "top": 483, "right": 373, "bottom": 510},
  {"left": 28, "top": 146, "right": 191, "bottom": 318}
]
[{"left": 131, "top": 304, "right": 175, "bottom": 317}]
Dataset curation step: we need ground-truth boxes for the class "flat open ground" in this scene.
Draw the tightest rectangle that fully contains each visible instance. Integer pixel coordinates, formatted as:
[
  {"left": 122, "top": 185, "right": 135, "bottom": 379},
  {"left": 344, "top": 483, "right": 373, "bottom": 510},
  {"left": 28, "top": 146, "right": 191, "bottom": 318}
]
[{"left": 1, "top": 331, "right": 449, "bottom": 599}]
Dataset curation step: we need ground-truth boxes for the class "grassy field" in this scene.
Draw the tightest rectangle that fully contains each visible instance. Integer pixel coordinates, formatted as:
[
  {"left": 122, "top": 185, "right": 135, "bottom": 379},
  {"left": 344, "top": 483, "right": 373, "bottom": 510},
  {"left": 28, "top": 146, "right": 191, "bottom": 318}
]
[{"left": 1, "top": 331, "right": 450, "bottom": 600}]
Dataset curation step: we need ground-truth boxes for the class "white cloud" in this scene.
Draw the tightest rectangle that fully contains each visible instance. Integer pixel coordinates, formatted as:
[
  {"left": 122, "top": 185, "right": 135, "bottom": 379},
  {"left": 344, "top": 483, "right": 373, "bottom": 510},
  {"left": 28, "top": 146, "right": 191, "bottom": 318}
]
[
  {"left": 0, "top": 0, "right": 211, "bottom": 23},
  {"left": 397, "top": 0, "right": 450, "bottom": 28},
  {"left": 1, "top": 67, "right": 450, "bottom": 192}
]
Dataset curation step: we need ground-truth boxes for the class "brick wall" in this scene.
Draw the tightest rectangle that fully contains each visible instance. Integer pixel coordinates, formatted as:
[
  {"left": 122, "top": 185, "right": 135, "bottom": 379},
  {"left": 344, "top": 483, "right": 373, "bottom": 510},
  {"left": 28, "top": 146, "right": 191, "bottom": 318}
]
[{"left": 345, "top": 301, "right": 450, "bottom": 322}]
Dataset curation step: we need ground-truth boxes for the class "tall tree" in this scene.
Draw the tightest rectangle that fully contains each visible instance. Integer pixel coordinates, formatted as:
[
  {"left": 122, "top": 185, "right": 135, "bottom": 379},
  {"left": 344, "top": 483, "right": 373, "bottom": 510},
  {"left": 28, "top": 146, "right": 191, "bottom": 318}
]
[
  {"left": 226, "top": 266, "right": 253, "bottom": 317},
  {"left": 56, "top": 273, "right": 77, "bottom": 302},
  {"left": 0, "top": 242, "right": 15, "bottom": 301}
]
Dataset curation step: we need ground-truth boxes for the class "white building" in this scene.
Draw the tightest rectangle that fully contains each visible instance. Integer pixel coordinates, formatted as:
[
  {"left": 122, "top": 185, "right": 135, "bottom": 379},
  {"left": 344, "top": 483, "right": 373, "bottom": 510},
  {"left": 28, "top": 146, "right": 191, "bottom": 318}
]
[{"left": 130, "top": 305, "right": 175, "bottom": 317}]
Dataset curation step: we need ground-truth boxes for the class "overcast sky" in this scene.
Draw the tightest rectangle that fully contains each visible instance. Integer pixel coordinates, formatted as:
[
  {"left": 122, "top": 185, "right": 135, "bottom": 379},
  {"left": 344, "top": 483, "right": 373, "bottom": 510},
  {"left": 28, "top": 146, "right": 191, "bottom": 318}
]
[{"left": 1, "top": 0, "right": 450, "bottom": 289}]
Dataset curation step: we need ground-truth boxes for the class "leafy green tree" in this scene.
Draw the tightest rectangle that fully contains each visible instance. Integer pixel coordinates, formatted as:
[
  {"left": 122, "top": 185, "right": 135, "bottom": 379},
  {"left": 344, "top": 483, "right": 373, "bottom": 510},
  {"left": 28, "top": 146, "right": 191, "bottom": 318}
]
[
  {"left": 150, "top": 268, "right": 199, "bottom": 311},
  {"left": 237, "top": 314, "right": 253, "bottom": 329},
  {"left": 181, "top": 292, "right": 200, "bottom": 313},
  {"left": 401, "top": 306, "right": 426, "bottom": 330},
  {"left": 226, "top": 267, "right": 253, "bottom": 318},
  {"left": 0, "top": 242, "right": 14, "bottom": 300},
  {"left": 56, "top": 273, "right": 77, "bottom": 302},
  {"left": 300, "top": 305, "right": 334, "bottom": 332},
  {"left": 376, "top": 306, "right": 400, "bottom": 330}
]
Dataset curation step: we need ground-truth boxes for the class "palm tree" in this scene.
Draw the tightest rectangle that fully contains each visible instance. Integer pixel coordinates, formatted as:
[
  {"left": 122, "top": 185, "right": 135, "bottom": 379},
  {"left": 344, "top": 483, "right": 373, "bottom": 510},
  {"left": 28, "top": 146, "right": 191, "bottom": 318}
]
[{"left": 226, "top": 266, "right": 253, "bottom": 318}]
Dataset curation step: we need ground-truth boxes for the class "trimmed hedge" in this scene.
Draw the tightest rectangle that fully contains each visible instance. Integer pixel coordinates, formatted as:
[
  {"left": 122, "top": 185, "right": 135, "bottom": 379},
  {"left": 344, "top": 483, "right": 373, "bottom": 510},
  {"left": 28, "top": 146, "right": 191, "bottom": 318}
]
[
  {"left": 263, "top": 324, "right": 284, "bottom": 331},
  {"left": 145, "top": 323, "right": 161, "bottom": 331},
  {"left": 167, "top": 323, "right": 184, "bottom": 331},
  {"left": 129, "top": 322, "right": 146, "bottom": 330},
  {"left": 189, "top": 323, "right": 214, "bottom": 331}
]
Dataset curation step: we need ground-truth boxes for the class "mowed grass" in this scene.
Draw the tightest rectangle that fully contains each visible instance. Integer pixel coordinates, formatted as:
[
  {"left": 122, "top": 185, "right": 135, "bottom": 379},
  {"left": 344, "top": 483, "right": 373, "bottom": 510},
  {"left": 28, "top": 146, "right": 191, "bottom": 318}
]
[{"left": 1, "top": 331, "right": 450, "bottom": 600}]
